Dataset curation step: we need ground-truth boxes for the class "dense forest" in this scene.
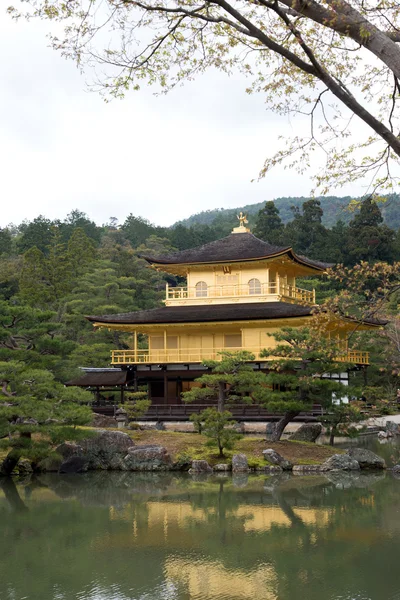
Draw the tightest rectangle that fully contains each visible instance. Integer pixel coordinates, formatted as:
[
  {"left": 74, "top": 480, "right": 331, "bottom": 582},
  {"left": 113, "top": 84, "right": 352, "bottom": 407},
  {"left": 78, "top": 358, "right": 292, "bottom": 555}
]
[
  {"left": 0, "top": 197, "right": 399, "bottom": 395},
  {"left": 176, "top": 194, "right": 400, "bottom": 231}
]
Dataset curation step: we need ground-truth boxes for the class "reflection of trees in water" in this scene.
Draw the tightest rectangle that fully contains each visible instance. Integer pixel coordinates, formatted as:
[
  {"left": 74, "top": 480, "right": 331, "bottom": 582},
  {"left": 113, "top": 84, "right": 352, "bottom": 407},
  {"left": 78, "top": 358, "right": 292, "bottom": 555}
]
[{"left": 0, "top": 472, "right": 399, "bottom": 600}]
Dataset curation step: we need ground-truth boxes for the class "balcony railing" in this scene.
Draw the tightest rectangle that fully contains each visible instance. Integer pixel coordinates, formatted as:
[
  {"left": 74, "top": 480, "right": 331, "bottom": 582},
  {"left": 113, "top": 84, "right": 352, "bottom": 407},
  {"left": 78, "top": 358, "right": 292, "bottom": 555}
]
[
  {"left": 166, "top": 282, "right": 316, "bottom": 304},
  {"left": 111, "top": 347, "right": 369, "bottom": 365}
]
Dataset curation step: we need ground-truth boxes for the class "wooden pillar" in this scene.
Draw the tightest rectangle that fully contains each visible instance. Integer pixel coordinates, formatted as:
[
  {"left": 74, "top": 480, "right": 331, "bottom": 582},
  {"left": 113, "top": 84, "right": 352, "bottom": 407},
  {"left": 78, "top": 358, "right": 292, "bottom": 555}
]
[
  {"left": 176, "top": 378, "right": 182, "bottom": 404},
  {"left": 164, "top": 329, "right": 167, "bottom": 362},
  {"left": 133, "top": 330, "right": 137, "bottom": 361},
  {"left": 163, "top": 370, "right": 168, "bottom": 405},
  {"left": 120, "top": 386, "right": 124, "bottom": 405},
  {"left": 133, "top": 369, "right": 138, "bottom": 392}
]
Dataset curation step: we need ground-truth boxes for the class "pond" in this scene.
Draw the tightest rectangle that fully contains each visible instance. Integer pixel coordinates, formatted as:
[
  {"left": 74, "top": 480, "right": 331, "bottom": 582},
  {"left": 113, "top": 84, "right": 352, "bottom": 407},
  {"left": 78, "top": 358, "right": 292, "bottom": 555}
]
[{"left": 1, "top": 469, "right": 400, "bottom": 600}]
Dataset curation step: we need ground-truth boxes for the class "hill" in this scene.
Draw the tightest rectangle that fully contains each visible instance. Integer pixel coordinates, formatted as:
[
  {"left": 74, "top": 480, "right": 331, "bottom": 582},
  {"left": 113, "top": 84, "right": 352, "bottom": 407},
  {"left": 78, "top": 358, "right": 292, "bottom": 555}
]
[{"left": 174, "top": 194, "right": 400, "bottom": 230}]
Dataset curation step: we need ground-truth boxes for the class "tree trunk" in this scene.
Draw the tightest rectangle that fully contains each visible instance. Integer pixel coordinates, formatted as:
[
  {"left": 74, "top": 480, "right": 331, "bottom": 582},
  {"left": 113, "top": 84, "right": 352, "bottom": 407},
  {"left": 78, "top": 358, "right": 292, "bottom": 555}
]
[
  {"left": 218, "top": 382, "right": 225, "bottom": 413},
  {"left": 0, "top": 451, "right": 20, "bottom": 477},
  {"left": 329, "top": 431, "right": 335, "bottom": 446},
  {"left": 269, "top": 411, "right": 300, "bottom": 442}
]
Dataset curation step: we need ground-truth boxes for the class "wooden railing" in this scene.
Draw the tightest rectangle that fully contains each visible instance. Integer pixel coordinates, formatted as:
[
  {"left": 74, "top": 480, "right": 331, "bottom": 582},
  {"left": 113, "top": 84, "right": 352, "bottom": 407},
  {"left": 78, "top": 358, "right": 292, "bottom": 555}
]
[
  {"left": 166, "top": 282, "right": 315, "bottom": 304},
  {"left": 111, "top": 347, "right": 369, "bottom": 365}
]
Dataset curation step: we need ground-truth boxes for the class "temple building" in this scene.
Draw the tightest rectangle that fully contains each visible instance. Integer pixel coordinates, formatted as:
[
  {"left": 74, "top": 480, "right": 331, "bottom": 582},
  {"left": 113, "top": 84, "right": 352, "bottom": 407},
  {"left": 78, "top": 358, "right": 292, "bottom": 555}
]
[{"left": 79, "top": 214, "right": 379, "bottom": 413}]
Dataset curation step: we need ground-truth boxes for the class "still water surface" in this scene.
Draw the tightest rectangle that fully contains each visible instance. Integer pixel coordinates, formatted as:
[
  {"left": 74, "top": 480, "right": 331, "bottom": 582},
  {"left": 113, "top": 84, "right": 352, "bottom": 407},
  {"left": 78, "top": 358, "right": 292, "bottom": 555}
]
[{"left": 1, "top": 469, "right": 400, "bottom": 600}]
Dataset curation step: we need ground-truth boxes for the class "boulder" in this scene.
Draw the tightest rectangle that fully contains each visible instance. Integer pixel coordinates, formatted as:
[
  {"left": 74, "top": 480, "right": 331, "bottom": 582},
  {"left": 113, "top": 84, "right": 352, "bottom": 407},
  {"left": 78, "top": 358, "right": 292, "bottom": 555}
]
[
  {"left": 124, "top": 445, "right": 172, "bottom": 471},
  {"left": 56, "top": 442, "right": 84, "bottom": 460},
  {"left": 213, "top": 463, "right": 231, "bottom": 472},
  {"left": 292, "top": 465, "right": 322, "bottom": 474},
  {"left": 80, "top": 430, "right": 135, "bottom": 470},
  {"left": 232, "top": 453, "right": 249, "bottom": 473},
  {"left": 347, "top": 447, "right": 386, "bottom": 470},
  {"left": 320, "top": 454, "right": 360, "bottom": 471},
  {"left": 91, "top": 413, "right": 118, "bottom": 428},
  {"left": 59, "top": 455, "right": 88, "bottom": 474},
  {"left": 378, "top": 431, "right": 388, "bottom": 440},
  {"left": 289, "top": 423, "right": 323, "bottom": 443},
  {"left": 37, "top": 454, "right": 63, "bottom": 472},
  {"left": 16, "top": 459, "right": 33, "bottom": 474},
  {"left": 188, "top": 460, "right": 213, "bottom": 474},
  {"left": 262, "top": 449, "right": 293, "bottom": 471},
  {"left": 386, "top": 421, "right": 400, "bottom": 436},
  {"left": 392, "top": 464, "right": 400, "bottom": 475}
]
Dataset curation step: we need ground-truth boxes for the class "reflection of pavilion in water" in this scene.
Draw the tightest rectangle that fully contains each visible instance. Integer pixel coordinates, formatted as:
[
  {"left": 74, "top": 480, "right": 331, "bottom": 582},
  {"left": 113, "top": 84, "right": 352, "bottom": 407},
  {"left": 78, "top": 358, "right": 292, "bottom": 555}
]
[{"left": 104, "top": 496, "right": 333, "bottom": 599}]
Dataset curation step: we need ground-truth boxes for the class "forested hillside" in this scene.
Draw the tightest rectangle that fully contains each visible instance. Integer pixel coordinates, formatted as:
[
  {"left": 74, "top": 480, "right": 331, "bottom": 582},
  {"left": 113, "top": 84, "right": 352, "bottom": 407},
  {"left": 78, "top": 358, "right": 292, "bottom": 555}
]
[
  {"left": 175, "top": 194, "right": 400, "bottom": 230},
  {"left": 0, "top": 198, "right": 398, "bottom": 394}
]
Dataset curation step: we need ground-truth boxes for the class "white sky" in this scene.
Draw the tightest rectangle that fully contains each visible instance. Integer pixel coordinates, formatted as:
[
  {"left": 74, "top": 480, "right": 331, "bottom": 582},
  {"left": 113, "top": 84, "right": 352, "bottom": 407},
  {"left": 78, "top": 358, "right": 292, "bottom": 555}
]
[{"left": 0, "top": 13, "right": 382, "bottom": 228}]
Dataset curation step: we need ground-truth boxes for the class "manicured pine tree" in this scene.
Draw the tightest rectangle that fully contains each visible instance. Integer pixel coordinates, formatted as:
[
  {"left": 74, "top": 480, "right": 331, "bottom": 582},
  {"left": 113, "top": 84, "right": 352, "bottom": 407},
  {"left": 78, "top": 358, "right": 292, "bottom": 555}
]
[
  {"left": 0, "top": 361, "right": 93, "bottom": 475},
  {"left": 254, "top": 326, "right": 351, "bottom": 441},
  {"left": 182, "top": 351, "right": 268, "bottom": 412}
]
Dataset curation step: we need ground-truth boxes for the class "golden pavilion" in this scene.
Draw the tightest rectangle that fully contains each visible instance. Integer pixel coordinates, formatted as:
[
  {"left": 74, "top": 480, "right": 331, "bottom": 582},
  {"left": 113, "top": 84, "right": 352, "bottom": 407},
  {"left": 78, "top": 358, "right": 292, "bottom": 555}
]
[{"left": 84, "top": 215, "right": 378, "bottom": 411}]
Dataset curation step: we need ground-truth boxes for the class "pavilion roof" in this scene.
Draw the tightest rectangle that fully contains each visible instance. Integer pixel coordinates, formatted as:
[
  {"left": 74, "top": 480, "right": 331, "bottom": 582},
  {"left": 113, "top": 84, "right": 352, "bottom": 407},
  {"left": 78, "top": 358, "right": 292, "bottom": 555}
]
[
  {"left": 66, "top": 370, "right": 128, "bottom": 387},
  {"left": 87, "top": 302, "right": 386, "bottom": 328},
  {"left": 87, "top": 302, "right": 315, "bottom": 325},
  {"left": 140, "top": 232, "right": 332, "bottom": 271}
]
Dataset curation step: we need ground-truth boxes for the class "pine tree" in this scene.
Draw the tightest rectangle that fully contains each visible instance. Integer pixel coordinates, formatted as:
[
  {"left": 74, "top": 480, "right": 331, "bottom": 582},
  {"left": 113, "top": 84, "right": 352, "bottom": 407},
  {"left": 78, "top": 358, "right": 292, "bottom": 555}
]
[
  {"left": 67, "top": 227, "right": 96, "bottom": 277},
  {"left": 253, "top": 201, "right": 285, "bottom": 245},
  {"left": 345, "top": 197, "right": 395, "bottom": 264},
  {"left": 182, "top": 351, "right": 268, "bottom": 412},
  {"left": 254, "top": 327, "right": 351, "bottom": 441},
  {"left": 0, "top": 361, "right": 93, "bottom": 475}
]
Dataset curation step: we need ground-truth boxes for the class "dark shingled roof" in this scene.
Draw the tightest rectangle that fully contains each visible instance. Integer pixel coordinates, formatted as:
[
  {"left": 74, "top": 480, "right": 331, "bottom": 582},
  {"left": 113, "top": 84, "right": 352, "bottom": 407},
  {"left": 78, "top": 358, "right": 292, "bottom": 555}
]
[
  {"left": 141, "top": 232, "right": 332, "bottom": 270},
  {"left": 66, "top": 371, "right": 128, "bottom": 387},
  {"left": 87, "top": 302, "right": 314, "bottom": 325}
]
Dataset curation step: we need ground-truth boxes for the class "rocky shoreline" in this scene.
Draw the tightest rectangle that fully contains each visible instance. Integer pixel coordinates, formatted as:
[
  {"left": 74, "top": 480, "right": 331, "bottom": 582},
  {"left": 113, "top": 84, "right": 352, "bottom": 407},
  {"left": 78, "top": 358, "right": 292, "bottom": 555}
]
[{"left": 10, "top": 429, "right": 393, "bottom": 476}]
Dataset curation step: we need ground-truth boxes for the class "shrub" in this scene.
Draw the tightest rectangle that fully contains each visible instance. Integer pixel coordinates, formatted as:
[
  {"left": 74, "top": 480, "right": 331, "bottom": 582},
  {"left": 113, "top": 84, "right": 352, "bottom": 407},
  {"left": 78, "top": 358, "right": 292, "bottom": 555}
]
[{"left": 199, "top": 408, "right": 242, "bottom": 458}]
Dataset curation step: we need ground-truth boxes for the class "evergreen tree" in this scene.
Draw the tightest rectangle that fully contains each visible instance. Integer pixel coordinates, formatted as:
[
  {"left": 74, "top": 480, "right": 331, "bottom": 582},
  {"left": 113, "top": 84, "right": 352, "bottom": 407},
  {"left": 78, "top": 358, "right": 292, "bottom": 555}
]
[
  {"left": 345, "top": 197, "right": 395, "bottom": 264},
  {"left": 19, "top": 247, "right": 50, "bottom": 307},
  {"left": 0, "top": 361, "right": 92, "bottom": 475},
  {"left": 61, "top": 209, "right": 102, "bottom": 244},
  {"left": 0, "top": 229, "right": 12, "bottom": 256},
  {"left": 285, "top": 199, "right": 328, "bottom": 258},
  {"left": 253, "top": 201, "right": 285, "bottom": 245},
  {"left": 255, "top": 327, "right": 351, "bottom": 441},
  {"left": 320, "top": 402, "right": 364, "bottom": 446},
  {"left": 67, "top": 227, "right": 96, "bottom": 277},
  {"left": 183, "top": 351, "right": 268, "bottom": 412},
  {"left": 17, "top": 216, "right": 55, "bottom": 254},
  {"left": 198, "top": 408, "right": 242, "bottom": 457}
]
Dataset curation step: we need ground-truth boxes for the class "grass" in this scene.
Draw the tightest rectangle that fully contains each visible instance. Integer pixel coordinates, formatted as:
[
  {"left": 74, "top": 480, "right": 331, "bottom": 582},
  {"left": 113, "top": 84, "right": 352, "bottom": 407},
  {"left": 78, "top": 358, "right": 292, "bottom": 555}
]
[{"left": 129, "top": 430, "right": 342, "bottom": 465}]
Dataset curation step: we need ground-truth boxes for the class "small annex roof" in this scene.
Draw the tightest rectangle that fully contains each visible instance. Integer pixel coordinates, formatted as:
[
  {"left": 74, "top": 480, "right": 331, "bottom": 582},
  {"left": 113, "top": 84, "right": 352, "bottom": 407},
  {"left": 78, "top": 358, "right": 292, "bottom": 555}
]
[
  {"left": 66, "top": 370, "right": 128, "bottom": 387},
  {"left": 140, "top": 232, "right": 332, "bottom": 271}
]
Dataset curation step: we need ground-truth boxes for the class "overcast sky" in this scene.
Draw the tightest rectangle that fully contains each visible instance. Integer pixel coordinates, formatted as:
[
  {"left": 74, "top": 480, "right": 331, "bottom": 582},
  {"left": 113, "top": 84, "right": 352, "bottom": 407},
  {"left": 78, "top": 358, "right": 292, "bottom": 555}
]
[{"left": 0, "top": 13, "right": 379, "bottom": 228}]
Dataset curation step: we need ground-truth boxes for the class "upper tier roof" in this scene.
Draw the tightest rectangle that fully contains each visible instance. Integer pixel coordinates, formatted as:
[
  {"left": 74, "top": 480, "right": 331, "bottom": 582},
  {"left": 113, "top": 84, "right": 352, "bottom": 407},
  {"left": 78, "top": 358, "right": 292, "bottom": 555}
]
[{"left": 141, "top": 232, "right": 332, "bottom": 271}]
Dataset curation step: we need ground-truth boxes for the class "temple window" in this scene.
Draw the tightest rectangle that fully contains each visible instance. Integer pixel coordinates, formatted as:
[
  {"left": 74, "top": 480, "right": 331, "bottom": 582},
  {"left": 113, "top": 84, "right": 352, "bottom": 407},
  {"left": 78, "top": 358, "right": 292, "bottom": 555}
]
[
  {"left": 195, "top": 281, "right": 208, "bottom": 297},
  {"left": 248, "top": 278, "right": 261, "bottom": 295}
]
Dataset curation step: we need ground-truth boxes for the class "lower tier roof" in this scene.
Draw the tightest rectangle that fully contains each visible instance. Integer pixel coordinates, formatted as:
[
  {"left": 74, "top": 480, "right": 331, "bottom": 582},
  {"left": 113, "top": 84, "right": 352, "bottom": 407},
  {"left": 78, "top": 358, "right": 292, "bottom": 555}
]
[
  {"left": 87, "top": 302, "right": 385, "bottom": 328},
  {"left": 87, "top": 302, "right": 315, "bottom": 325}
]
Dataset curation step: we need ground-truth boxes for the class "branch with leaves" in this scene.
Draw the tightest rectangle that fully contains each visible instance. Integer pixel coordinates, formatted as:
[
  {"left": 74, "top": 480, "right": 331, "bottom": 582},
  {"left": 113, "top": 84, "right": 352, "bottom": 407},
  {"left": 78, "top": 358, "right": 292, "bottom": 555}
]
[{"left": 12, "top": 0, "right": 400, "bottom": 191}]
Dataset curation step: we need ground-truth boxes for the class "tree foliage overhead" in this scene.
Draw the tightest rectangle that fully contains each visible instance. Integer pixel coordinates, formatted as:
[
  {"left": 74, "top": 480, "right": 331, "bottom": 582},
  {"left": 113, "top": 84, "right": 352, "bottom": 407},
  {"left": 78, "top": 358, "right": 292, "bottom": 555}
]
[{"left": 11, "top": 0, "right": 400, "bottom": 191}]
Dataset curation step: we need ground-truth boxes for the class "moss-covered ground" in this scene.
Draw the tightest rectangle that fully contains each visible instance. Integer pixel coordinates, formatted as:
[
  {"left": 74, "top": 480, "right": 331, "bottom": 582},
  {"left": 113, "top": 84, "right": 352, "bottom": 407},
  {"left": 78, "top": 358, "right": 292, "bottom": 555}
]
[{"left": 130, "top": 430, "right": 343, "bottom": 466}]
